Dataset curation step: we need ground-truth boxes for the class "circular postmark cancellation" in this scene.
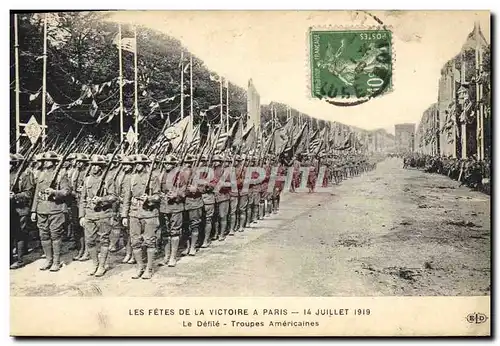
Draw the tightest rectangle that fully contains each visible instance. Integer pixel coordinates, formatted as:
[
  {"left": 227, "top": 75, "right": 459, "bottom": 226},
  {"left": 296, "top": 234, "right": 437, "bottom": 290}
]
[{"left": 309, "top": 28, "right": 393, "bottom": 107}]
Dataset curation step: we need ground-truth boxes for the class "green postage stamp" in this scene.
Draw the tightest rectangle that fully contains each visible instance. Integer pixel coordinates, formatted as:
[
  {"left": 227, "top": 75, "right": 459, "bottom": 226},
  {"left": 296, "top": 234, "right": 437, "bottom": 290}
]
[{"left": 309, "top": 28, "right": 393, "bottom": 103}]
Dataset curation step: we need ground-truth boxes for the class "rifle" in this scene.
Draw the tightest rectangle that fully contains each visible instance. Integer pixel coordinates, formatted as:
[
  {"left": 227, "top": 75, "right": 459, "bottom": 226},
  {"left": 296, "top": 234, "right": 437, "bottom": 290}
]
[
  {"left": 144, "top": 136, "right": 169, "bottom": 195},
  {"left": 49, "top": 127, "right": 85, "bottom": 189},
  {"left": 96, "top": 137, "right": 126, "bottom": 197},
  {"left": 10, "top": 136, "right": 42, "bottom": 192}
]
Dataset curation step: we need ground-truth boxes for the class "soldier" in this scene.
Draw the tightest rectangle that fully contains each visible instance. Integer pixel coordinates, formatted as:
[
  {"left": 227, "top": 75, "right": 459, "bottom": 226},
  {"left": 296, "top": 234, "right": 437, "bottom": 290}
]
[
  {"left": 31, "top": 151, "right": 72, "bottom": 272},
  {"left": 227, "top": 154, "right": 240, "bottom": 236},
  {"left": 122, "top": 154, "right": 161, "bottom": 279},
  {"left": 79, "top": 155, "right": 118, "bottom": 277},
  {"left": 159, "top": 154, "right": 184, "bottom": 267},
  {"left": 116, "top": 155, "right": 136, "bottom": 264},
  {"left": 182, "top": 154, "right": 204, "bottom": 255},
  {"left": 69, "top": 153, "right": 90, "bottom": 261},
  {"left": 272, "top": 157, "right": 286, "bottom": 214},
  {"left": 213, "top": 154, "right": 230, "bottom": 241},
  {"left": 259, "top": 156, "right": 271, "bottom": 218},
  {"left": 199, "top": 154, "right": 216, "bottom": 248},
  {"left": 10, "top": 153, "right": 35, "bottom": 269},
  {"left": 106, "top": 153, "right": 123, "bottom": 253},
  {"left": 235, "top": 154, "right": 249, "bottom": 232},
  {"left": 248, "top": 155, "right": 260, "bottom": 224}
]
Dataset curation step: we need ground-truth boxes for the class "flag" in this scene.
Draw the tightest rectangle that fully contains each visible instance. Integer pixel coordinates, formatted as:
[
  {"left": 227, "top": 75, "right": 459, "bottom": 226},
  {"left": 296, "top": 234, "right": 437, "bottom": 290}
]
[
  {"left": 230, "top": 119, "right": 244, "bottom": 151},
  {"left": 242, "top": 124, "right": 256, "bottom": 152},
  {"left": 209, "top": 73, "right": 221, "bottom": 82},
  {"left": 224, "top": 78, "right": 229, "bottom": 89},
  {"left": 183, "top": 62, "right": 191, "bottom": 74},
  {"left": 113, "top": 33, "right": 136, "bottom": 54},
  {"left": 165, "top": 116, "right": 190, "bottom": 151},
  {"left": 186, "top": 125, "right": 201, "bottom": 154}
]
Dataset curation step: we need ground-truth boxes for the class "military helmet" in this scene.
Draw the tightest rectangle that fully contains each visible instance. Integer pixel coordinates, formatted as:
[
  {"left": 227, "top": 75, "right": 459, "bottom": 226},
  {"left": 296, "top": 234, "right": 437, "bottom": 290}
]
[
  {"left": 90, "top": 154, "right": 107, "bottom": 165},
  {"left": 121, "top": 155, "right": 136, "bottom": 165},
  {"left": 43, "top": 151, "right": 61, "bottom": 161},
  {"left": 34, "top": 153, "right": 44, "bottom": 162},
  {"left": 14, "top": 153, "right": 25, "bottom": 161},
  {"left": 135, "top": 154, "right": 151, "bottom": 164},
  {"left": 184, "top": 154, "right": 196, "bottom": 163},
  {"left": 199, "top": 154, "right": 208, "bottom": 162},
  {"left": 212, "top": 154, "right": 223, "bottom": 162},
  {"left": 10, "top": 153, "right": 19, "bottom": 162},
  {"left": 67, "top": 153, "right": 77, "bottom": 161},
  {"left": 76, "top": 153, "right": 90, "bottom": 162},
  {"left": 224, "top": 155, "right": 233, "bottom": 163},
  {"left": 105, "top": 153, "right": 122, "bottom": 163},
  {"left": 234, "top": 154, "right": 243, "bottom": 162},
  {"left": 164, "top": 154, "right": 178, "bottom": 165}
]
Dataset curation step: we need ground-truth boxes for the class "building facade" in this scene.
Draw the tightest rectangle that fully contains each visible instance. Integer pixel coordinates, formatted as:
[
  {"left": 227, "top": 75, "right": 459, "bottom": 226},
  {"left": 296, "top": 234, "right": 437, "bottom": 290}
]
[{"left": 395, "top": 123, "right": 416, "bottom": 154}]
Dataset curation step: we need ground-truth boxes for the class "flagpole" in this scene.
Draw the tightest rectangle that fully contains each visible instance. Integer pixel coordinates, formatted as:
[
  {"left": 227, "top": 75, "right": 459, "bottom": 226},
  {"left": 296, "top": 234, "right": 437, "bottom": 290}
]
[
  {"left": 219, "top": 76, "right": 223, "bottom": 129},
  {"left": 226, "top": 79, "right": 229, "bottom": 132},
  {"left": 41, "top": 13, "right": 47, "bottom": 149},
  {"left": 118, "top": 24, "right": 124, "bottom": 147},
  {"left": 460, "top": 50, "right": 467, "bottom": 159},
  {"left": 180, "top": 51, "right": 184, "bottom": 119},
  {"left": 14, "top": 14, "right": 20, "bottom": 153},
  {"left": 134, "top": 25, "right": 139, "bottom": 152},
  {"left": 189, "top": 54, "right": 193, "bottom": 132}
]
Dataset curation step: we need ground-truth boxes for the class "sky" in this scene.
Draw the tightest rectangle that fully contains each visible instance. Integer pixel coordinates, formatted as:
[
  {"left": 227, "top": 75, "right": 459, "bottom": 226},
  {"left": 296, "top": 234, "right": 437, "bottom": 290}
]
[{"left": 109, "top": 10, "right": 490, "bottom": 134}]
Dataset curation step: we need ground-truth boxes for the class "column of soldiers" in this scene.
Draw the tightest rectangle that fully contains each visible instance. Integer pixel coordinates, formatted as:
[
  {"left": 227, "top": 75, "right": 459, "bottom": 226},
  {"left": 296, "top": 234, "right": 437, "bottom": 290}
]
[
  {"left": 10, "top": 146, "right": 379, "bottom": 277},
  {"left": 403, "top": 153, "right": 491, "bottom": 194}
]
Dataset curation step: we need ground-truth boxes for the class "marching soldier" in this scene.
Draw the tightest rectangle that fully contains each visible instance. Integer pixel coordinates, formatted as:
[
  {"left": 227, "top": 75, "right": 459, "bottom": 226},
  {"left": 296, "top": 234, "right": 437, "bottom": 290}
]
[
  {"left": 116, "top": 155, "right": 136, "bottom": 264},
  {"left": 213, "top": 154, "right": 230, "bottom": 241},
  {"left": 79, "top": 155, "right": 117, "bottom": 277},
  {"left": 228, "top": 154, "right": 240, "bottom": 236},
  {"left": 272, "top": 157, "right": 286, "bottom": 214},
  {"left": 182, "top": 154, "right": 204, "bottom": 255},
  {"left": 10, "top": 153, "right": 35, "bottom": 269},
  {"left": 31, "top": 151, "right": 72, "bottom": 272},
  {"left": 122, "top": 154, "right": 161, "bottom": 279},
  {"left": 69, "top": 153, "right": 90, "bottom": 261},
  {"left": 236, "top": 155, "right": 249, "bottom": 232},
  {"left": 199, "top": 154, "right": 216, "bottom": 248},
  {"left": 248, "top": 155, "right": 260, "bottom": 224},
  {"left": 159, "top": 154, "right": 184, "bottom": 267},
  {"left": 262, "top": 155, "right": 273, "bottom": 217},
  {"left": 106, "top": 153, "right": 123, "bottom": 253}
]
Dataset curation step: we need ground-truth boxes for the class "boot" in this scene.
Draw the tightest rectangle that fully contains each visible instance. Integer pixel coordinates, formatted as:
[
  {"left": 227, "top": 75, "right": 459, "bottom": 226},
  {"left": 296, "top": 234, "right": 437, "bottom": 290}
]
[
  {"left": 239, "top": 211, "right": 247, "bottom": 231},
  {"left": 109, "top": 228, "right": 120, "bottom": 252},
  {"left": 168, "top": 236, "right": 180, "bottom": 267},
  {"left": 158, "top": 240, "right": 171, "bottom": 266},
  {"left": 259, "top": 203, "right": 265, "bottom": 220},
  {"left": 94, "top": 246, "right": 109, "bottom": 277},
  {"left": 272, "top": 199, "right": 278, "bottom": 214},
  {"left": 252, "top": 205, "right": 259, "bottom": 223},
  {"left": 228, "top": 214, "right": 236, "bottom": 236},
  {"left": 131, "top": 248, "right": 145, "bottom": 279},
  {"left": 219, "top": 219, "right": 227, "bottom": 241},
  {"left": 39, "top": 240, "right": 53, "bottom": 271},
  {"left": 181, "top": 237, "right": 190, "bottom": 256},
  {"left": 201, "top": 221, "right": 212, "bottom": 248},
  {"left": 122, "top": 240, "right": 133, "bottom": 263},
  {"left": 73, "top": 236, "right": 85, "bottom": 261},
  {"left": 49, "top": 239, "right": 63, "bottom": 272},
  {"left": 10, "top": 241, "right": 26, "bottom": 269},
  {"left": 78, "top": 235, "right": 90, "bottom": 261},
  {"left": 142, "top": 248, "right": 155, "bottom": 280},
  {"left": 188, "top": 228, "right": 199, "bottom": 256},
  {"left": 266, "top": 199, "right": 272, "bottom": 216},
  {"left": 87, "top": 246, "right": 99, "bottom": 276}
]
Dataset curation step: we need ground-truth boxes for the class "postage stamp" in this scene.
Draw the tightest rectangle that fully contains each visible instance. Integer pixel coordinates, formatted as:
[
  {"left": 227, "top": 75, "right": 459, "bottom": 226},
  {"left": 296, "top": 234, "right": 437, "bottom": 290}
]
[{"left": 309, "top": 28, "right": 393, "bottom": 103}]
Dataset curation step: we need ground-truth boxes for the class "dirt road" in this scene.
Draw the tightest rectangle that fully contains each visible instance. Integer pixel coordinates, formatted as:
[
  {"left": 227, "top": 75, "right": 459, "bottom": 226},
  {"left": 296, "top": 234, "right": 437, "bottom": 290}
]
[{"left": 11, "top": 158, "right": 490, "bottom": 297}]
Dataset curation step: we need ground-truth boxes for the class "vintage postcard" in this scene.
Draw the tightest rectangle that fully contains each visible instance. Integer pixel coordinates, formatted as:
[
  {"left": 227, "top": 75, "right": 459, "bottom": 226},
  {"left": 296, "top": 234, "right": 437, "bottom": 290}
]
[{"left": 9, "top": 10, "right": 491, "bottom": 336}]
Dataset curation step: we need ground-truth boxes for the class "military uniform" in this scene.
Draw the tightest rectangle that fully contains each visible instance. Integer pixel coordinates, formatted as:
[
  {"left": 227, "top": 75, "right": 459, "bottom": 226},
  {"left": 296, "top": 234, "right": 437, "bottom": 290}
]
[
  {"left": 116, "top": 155, "right": 135, "bottom": 264},
  {"left": 199, "top": 156, "right": 216, "bottom": 248},
  {"left": 122, "top": 154, "right": 161, "bottom": 279},
  {"left": 213, "top": 155, "right": 230, "bottom": 241},
  {"left": 248, "top": 156, "right": 260, "bottom": 224},
  {"left": 182, "top": 155, "right": 204, "bottom": 256},
  {"left": 236, "top": 156, "right": 250, "bottom": 232},
  {"left": 68, "top": 153, "right": 90, "bottom": 261},
  {"left": 79, "top": 155, "right": 117, "bottom": 277},
  {"left": 31, "top": 151, "right": 71, "bottom": 272},
  {"left": 159, "top": 154, "right": 184, "bottom": 267},
  {"left": 106, "top": 153, "right": 123, "bottom": 253},
  {"left": 10, "top": 153, "right": 35, "bottom": 269}
]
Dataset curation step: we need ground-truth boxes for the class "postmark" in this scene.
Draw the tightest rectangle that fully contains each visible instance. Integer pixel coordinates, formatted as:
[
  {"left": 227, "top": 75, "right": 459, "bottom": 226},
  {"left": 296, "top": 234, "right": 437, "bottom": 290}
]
[{"left": 309, "top": 27, "right": 393, "bottom": 106}]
